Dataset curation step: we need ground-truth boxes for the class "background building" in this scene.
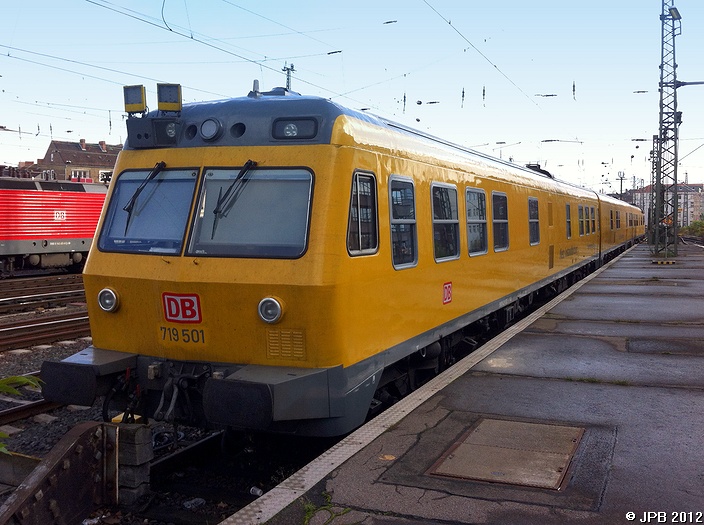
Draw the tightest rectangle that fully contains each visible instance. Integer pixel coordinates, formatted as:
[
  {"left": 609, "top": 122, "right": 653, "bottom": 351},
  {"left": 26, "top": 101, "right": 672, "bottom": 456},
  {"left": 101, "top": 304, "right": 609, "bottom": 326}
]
[
  {"left": 1, "top": 139, "right": 121, "bottom": 183},
  {"left": 37, "top": 139, "right": 122, "bottom": 182},
  {"left": 630, "top": 184, "right": 704, "bottom": 228}
]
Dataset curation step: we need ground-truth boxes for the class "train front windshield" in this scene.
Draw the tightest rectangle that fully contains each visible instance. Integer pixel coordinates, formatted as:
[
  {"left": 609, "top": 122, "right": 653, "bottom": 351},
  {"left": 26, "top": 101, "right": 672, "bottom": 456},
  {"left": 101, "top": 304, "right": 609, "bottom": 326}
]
[
  {"left": 187, "top": 168, "right": 313, "bottom": 258},
  {"left": 98, "top": 168, "right": 197, "bottom": 254},
  {"left": 98, "top": 166, "right": 312, "bottom": 258}
]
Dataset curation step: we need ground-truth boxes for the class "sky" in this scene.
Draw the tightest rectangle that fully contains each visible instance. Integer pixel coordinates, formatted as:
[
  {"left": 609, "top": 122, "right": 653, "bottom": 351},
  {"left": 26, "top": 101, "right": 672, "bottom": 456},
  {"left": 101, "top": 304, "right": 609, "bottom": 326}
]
[{"left": 1, "top": 0, "right": 703, "bottom": 193}]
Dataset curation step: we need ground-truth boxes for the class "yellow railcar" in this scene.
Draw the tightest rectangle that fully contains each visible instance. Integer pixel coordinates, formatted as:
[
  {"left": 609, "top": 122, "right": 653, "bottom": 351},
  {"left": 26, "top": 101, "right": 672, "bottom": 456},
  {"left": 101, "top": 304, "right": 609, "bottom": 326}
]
[{"left": 42, "top": 84, "right": 644, "bottom": 436}]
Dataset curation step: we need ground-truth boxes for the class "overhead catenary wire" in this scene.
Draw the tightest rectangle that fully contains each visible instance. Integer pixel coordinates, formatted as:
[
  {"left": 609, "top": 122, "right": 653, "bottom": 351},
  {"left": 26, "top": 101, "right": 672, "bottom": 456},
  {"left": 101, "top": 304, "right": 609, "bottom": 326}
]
[{"left": 422, "top": 0, "right": 540, "bottom": 109}]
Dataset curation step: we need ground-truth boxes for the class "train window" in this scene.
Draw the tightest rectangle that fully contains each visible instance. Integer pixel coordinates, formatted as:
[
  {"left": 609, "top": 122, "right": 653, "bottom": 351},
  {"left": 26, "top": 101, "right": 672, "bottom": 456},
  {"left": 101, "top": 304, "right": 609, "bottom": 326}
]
[
  {"left": 528, "top": 197, "right": 540, "bottom": 245},
  {"left": 492, "top": 192, "right": 509, "bottom": 252},
  {"left": 566, "top": 204, "right": 572, "bottom": 239},
  {"left": 389, "top": 177, "right": 417, "bottom": 269},
  {"left": 616, "top": 211, "right": 621, "bottom": 229},
  {"left": 590, "top": 207, "right": 596, "bottom": 233},
  {"left": 466, "top": 188, "right": 487, "bottom": 255},
  {"left": 431, "top": 183, "right": 459, "bottom": 262},
  {"left": 578, "top": 205, "right": 585, "bottom": 236},
  {"left": 187, "top": 167, "right": 313, "bottom": 258},
  {"left": 98, "top": 168, "right": 197, "bottom": 255},
  {"left": 610, "top": 210, "right": 614, "bottom": 230},
  {"left": 347, "top": 172, "right": 378, "bottom": 255}
]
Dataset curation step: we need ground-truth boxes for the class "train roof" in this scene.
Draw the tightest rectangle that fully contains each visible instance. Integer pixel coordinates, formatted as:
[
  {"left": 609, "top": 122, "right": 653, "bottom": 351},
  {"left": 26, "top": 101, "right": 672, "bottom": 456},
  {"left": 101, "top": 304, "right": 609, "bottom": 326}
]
[
  {"left": 126, "top": 87, "right": 556, "bottom": 179},
  {"left": 123, "top": 87, "right": 641, "bottom": 213}
]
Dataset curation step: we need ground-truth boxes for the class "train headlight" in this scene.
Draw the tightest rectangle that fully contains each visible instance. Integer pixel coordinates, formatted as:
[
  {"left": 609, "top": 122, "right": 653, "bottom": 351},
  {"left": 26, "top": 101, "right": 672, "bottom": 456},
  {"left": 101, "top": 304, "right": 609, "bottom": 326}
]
[
  {"left": 98, "top": 288, "right": 120, "bottom": 312},
  {"left": 200, "top": 118, "right": 223, "bottom": 141},
  {"left": 258, "top": 297, "right": 283, "bottom": 324}
]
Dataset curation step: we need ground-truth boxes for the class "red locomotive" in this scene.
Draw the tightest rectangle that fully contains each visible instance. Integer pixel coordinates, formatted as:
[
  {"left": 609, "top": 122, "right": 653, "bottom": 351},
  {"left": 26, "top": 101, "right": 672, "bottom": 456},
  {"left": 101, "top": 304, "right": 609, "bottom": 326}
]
[{"left": 0, "top": 177, "right": 107, "bottom": 276}]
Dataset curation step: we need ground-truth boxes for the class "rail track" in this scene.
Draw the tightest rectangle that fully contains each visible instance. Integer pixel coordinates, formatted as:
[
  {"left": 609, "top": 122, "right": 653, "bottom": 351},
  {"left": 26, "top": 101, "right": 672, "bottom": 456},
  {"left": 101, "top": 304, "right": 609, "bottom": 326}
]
[
  {"left": 0, "top": 311, "right": 90, "bottom": 351},
  {"left": 0, "top": 274, "right": 86, "bottom": 314},
  {"left": 0, "top": 398, "right": 61, "bottom": 427},
  {"left": 0, "top": 370, "right": 60, "bottom": 426},
  {"left": 0, "top": 274, "right": 83, "bottom": 297}
]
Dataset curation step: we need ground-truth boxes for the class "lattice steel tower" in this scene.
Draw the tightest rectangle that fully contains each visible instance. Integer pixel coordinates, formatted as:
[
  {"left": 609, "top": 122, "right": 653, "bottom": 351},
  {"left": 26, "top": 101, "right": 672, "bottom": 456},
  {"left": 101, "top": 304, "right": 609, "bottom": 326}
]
[{"left": 651, "top": 0, "right": 681, "bottom": 256}]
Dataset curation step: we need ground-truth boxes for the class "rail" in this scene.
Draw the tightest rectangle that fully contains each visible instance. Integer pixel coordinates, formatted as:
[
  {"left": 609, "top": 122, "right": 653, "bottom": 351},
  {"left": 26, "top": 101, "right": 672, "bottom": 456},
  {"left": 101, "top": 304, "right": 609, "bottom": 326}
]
[{"left": 0, "top": 312, "right": 90, "bottom": 351}]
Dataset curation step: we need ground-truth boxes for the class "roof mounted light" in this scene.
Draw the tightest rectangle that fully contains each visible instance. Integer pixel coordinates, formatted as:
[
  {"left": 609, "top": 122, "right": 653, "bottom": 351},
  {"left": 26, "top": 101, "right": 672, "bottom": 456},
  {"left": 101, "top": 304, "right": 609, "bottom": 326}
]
[
  {"left": 157, "top": 83, "right": 182, "bottom": 113},
  {"left": 123, "top": 85, "right": 147, "bottom": 114}
]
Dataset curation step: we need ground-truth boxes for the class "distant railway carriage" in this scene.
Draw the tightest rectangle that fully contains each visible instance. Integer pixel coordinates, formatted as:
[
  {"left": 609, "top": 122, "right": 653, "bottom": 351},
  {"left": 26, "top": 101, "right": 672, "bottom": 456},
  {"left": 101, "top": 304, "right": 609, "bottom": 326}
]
[
  {"left": 0, "top": 178, "right": 107, "bottom": 276},
  {"left": 41, "top": 83, "right": 645, "bottom": 436}
]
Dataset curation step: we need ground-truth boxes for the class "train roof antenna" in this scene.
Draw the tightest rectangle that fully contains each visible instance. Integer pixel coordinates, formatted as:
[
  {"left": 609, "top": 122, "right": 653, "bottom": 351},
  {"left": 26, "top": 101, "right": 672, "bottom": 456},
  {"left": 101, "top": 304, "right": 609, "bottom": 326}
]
[{"left": 248, "top": 80, "right": 261, "bottom": 98}]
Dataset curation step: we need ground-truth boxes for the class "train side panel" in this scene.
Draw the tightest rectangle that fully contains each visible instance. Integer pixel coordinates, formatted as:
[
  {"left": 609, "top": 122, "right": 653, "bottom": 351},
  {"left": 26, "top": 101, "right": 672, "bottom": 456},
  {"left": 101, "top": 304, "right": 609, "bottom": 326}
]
[{"left": 0, "top": 181, "right": 106, "bottom": 273}]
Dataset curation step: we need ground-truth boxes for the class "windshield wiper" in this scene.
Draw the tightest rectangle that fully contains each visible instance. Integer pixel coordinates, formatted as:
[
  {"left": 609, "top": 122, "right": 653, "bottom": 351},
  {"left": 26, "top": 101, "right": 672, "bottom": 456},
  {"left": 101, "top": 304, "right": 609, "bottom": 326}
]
[
  {"left": 122, "top": 161, "right": 166, "bottom": 235},
  {"left": 211, "top": 159, "right": 257, "bottom": 239}
]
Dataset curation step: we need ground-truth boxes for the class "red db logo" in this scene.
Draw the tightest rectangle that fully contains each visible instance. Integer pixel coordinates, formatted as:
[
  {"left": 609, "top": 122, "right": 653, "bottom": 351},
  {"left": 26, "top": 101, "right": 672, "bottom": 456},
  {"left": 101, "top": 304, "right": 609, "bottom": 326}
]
[
  {"left": 443, "top": 282, "right": 452, "bottom": 304},
  {"left": 162, "top": 293, "right": 202, "bottom": 323}
]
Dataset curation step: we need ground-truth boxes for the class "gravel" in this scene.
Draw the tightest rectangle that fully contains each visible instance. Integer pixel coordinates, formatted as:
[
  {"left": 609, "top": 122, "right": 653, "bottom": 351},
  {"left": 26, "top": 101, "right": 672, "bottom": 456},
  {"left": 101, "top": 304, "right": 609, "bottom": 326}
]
[
  {"left": 0, "top": 337, "right": 92, "bottom": 378},
  {"left": 1, "top": 338, "right": 104, "bottom": 456}
]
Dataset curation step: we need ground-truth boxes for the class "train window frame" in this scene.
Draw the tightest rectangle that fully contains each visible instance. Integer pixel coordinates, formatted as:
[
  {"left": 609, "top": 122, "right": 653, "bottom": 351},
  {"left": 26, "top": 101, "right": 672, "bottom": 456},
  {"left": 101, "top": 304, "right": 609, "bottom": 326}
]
[
  {"left": 492, "top": 191, "right": 509, "bottom": 252},
  {"left": 566, "top": 203, "right": 572, "bottom": 239},
  {"left": 431, "top": 182, "right": 460, "bottom": 262},
  {"left": 616, "top": 210, "right": 621, "bottom": 229},
  {"left": 610, "top": 209, "right": 614, "bottom": 230},
  {"left": 528, "top": 197, "right": 540, "bottom": 245},
  {"left": 578, "top": 205, "right": 585, "bottom": 236},
  {"left": 389, "top": 175, "right": 418, "bottom": 269},
  {"left": 590, "top": 207, "right": 596, "bottom": 233},
  {"left": 186, "top": 166, "right": 314, "bottom": 259},
  {"left": 346, "top": 171, "right": 379, "bottom": 256},
  {"left": 466, "top": 188, "right": 488, "bottom": 256}
]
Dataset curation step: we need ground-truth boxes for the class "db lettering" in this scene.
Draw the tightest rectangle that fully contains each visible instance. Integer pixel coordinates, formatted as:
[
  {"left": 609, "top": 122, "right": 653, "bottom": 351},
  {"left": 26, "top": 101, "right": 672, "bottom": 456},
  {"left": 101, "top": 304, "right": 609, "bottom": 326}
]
[
  {"left": 163, "top": 293, "right": 202, "bottom": 323},
  {"left": 443, "top": 282, "right": 452, "bottom": 304}
]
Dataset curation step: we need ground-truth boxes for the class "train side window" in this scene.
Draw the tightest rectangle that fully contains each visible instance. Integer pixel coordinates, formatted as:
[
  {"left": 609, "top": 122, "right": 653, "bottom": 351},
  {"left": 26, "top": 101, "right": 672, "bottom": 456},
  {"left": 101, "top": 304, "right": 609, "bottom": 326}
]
[
  {"left": 431, "top": 183, "right": 459, "bottom": 261},
  {"left": 389, "top": 177, "right": 418, "bottom": 268},
  {"left": 616, "top": 211, "right": 621, "bottom": 229},
  {"left": 528, "top": 197, "right": 540, "bottom": 245},
  {"left": 610, "top": 209, "right": 614, "bottom": 230},
  {"left": 578, "top": 205, "right": 584, "bottom": 236},
  {"left": 466, "top": 188, "right": 487, "bottom": 255},
  {"left": 566, "top": 204, "right": 572, "bottom": 239},
  {"left": 347, "top": 172, "right": 378, "bottom": 256},
  {"left": 492, "top": 192, "right": 509, "bottom": 252},
  {"left": 590, "top": 207, "right": 596, "bottom": 233}
]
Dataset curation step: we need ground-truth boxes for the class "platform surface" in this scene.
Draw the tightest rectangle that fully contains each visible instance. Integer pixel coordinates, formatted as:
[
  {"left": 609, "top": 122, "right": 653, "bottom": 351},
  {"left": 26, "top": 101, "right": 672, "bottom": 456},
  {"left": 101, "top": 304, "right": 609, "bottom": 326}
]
[{"left": 224, "top": 244, "right": 704, "bottom": 525}]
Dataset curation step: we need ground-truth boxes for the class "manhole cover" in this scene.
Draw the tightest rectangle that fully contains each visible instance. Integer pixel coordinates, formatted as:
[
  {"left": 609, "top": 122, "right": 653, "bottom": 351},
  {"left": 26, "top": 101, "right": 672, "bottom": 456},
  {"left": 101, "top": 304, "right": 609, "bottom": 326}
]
[{"left": 428, "top": 418, "right": 584, "bottom": 490}]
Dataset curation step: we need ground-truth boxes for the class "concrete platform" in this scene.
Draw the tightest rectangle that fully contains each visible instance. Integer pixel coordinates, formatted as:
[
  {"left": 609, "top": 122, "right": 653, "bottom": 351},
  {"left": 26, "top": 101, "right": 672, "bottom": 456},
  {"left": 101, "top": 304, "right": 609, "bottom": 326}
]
[{"left": 224, "top": 243, "right": 704, "bottom": 525}]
